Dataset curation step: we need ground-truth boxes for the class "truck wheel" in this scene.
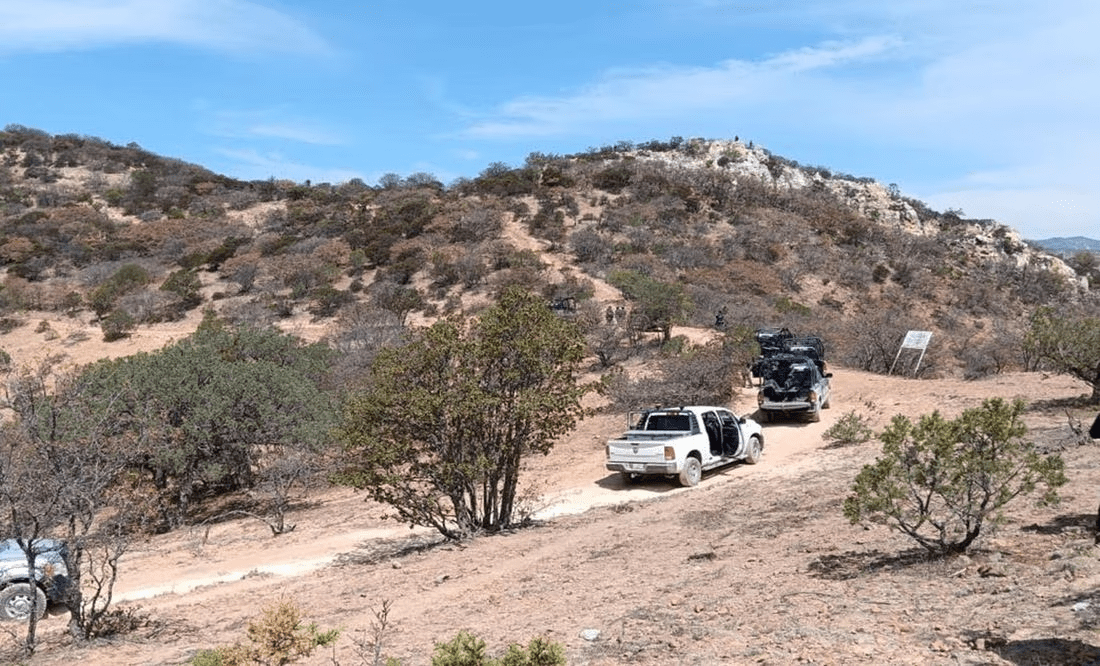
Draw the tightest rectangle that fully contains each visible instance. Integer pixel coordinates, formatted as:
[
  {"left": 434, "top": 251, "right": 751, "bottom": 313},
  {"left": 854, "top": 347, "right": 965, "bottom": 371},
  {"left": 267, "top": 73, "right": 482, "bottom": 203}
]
[
  {"left": 743, "top": 436, "right": 763, "bottom": 465},
  {"left": 678, "top": 457, "right": 702, "bottom": 487},
  {"left": 0, "top": 583, "right": 47, "bottom": 621}
]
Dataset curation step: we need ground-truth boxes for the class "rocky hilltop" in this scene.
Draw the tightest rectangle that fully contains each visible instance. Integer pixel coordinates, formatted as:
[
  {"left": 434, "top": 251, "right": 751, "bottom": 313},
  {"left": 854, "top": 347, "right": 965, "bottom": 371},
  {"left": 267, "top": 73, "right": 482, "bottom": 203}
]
[{"left": 633, "top": 138, "right": 1080, "bottom": 285}]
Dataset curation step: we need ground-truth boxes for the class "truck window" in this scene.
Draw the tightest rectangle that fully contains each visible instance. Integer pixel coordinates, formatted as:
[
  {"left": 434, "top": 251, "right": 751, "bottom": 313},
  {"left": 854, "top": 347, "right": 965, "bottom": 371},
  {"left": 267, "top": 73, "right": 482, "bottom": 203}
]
[{"left": 646, "top": 414, "right": 692, "bottom": 431}]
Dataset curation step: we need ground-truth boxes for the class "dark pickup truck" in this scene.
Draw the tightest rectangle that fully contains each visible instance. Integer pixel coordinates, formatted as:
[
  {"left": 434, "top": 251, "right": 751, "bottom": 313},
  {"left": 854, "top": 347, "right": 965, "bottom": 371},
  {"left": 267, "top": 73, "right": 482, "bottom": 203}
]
[{"left": 751, "top": 329, "right": 832, "bottom": 423}]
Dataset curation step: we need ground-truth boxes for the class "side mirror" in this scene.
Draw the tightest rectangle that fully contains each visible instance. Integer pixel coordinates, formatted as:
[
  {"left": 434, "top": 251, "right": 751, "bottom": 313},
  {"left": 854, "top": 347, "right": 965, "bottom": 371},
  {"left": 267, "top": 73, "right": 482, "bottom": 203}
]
[
  {"left": 825, "top": 373, "right": 833, "bottom": 378},
  {"left": 738, "top": 416, "right": 746, "bottom": 424}
]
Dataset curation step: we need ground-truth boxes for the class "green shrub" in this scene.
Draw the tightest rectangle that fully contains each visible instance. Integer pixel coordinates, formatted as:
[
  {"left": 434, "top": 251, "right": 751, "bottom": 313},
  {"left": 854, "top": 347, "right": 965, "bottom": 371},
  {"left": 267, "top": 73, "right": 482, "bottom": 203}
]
[
  {"left": 89, "top": 263, "right": 152, "bottom": 317},
  {"left": 773, "top": 296, "right": 810, "bottom": 316},
  {"left": 431, "top": 631, "right": 565, "bottom": 666},
  {"left": 432, "top": 631, "right": 490, "bottom": 666},
  {"left": 100, "top": 309, "right": 135, "bottom": 341},
  {"left": 160, "top": 269, "right": 204, "bottom": 310},
  {"left": 190, "top": 647, "right": 244, "bottom": 666},
  {"left": 308, "top": 285, "right": 354, "bottom": 319},
  {"left": 844, "top": 398, "right": 1066, "bottom": 555},
  {"left": 823, "top": 411, "right": 874, "bottom": 446},
  {"left": 189, "top": 599, "right": 338, "bottom": 666},
  {"left": 498, "top": 637, "right": 566, "bottom": 666}
]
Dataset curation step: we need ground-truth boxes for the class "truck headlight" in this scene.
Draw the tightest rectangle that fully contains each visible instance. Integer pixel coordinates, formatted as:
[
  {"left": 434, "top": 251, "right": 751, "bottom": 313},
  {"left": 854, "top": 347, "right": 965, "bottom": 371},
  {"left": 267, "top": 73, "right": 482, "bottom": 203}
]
[
  {"left": 757, "top": 392, "right": 765, "bottom": 405},
  {"left": 664, "top": 446, "right": 675, "bottom": 461},
  {"left": 808, "top": 390, "right": 818, "bottom": 403}
]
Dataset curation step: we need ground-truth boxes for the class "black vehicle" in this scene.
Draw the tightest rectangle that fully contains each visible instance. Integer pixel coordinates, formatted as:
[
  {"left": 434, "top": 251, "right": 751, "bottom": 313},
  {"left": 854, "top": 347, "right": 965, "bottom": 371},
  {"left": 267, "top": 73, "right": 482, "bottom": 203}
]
[
  {"left": 751, "top": 328, "right": 832, "bottom": 423},
  {"left": 750, "top": 329, "right": 827, "bottom": 379},
  {"left": 755, "top": 354, "right": 832, "bottom": 422}
]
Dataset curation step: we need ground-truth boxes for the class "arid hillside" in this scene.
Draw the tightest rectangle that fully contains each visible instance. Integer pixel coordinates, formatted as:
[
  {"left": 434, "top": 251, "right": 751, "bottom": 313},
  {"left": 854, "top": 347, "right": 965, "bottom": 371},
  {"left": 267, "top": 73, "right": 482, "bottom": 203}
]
[
  {"left": 2, "top": 127, "right": 1100, "bottom": 665},
  {"left": 2, "top": 126, "right": 1095, "bottom": 379}
]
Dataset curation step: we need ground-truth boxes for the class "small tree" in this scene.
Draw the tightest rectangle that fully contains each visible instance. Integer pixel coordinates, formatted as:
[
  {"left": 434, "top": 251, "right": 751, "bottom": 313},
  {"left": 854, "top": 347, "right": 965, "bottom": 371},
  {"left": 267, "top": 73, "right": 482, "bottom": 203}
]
[
  {"left": 608, "top": 270, "right": 692, "bottom": 344},
  {"left": 844, "top": 398, "right": 1066, "bottom": 555},
  {"left": 1024, "top": 305, "right": 1100, "bottom": 403},
  {"left": 336, "top": 287, "right": 592, "bottom": 539},
  {"left": 822, "top": 411, "right": 875, "bottom": 446},
  {"left": 0, "top": 359, "right": 136, "bottom": 648}
]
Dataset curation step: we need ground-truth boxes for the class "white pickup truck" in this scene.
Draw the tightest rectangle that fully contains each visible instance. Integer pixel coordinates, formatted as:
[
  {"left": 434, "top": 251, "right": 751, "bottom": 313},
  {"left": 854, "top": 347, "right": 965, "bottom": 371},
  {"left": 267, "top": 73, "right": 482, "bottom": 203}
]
[{"left": 605, "top": 406, "right": 764, "bottom": 487}]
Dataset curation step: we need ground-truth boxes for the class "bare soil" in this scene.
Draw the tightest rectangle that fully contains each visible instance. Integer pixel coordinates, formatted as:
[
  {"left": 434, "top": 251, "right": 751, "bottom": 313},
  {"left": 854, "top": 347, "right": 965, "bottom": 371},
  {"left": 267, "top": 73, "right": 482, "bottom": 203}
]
[{"left": 4, "top": 336, "right": 1096, "bottom": 665}]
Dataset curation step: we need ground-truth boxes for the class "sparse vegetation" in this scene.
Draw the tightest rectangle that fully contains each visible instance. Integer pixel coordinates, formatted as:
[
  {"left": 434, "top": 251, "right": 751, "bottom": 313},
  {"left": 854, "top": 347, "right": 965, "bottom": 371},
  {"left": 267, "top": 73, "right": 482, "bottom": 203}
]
[
  {"left": 844, "top": 398, "right": 1067, "bottom": 555},
  {"left": 1024, "top": 305, "right": 1100, "bottom": 403},
  {"left": 822, "top": 410, "right": 875, "bottom": 446},
  {"left": 431, "top": 631, "right": 565, "bottom": 666},
  {"left": 190, "top": 599, "right": 338, "bottom": 666},
  {"left": 0, "top": 125, "right": 1088, "bottom": 382}
]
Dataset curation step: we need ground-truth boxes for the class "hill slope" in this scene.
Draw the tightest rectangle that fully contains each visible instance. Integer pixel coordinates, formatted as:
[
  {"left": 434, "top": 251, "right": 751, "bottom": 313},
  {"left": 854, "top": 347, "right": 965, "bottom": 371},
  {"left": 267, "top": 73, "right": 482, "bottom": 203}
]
[{"left": 1, "top": 127, "right": 1093, "bottom": 381}]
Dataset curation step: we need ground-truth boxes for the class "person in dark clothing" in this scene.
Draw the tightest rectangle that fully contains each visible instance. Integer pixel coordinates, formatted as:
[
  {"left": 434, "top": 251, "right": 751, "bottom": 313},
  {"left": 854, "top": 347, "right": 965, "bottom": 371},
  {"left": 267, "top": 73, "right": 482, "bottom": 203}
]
[{"left": 1092, "top": 413, "right": 1100, "bottom": 537}]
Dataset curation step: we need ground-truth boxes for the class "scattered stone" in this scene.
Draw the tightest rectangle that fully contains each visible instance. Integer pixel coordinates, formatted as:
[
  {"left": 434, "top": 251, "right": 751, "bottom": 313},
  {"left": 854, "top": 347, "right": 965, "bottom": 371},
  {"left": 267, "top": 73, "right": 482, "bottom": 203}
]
[
  {"left": 580, "top": 629, "right": 600, "bottom": 641},
  {"left": 978, "top": 564, "right": 1008, "bottom": 578}
]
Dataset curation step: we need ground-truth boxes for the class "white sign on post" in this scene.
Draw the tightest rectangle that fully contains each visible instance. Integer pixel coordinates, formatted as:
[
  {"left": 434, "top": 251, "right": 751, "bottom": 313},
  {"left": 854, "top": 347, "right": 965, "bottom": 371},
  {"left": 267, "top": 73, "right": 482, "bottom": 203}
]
[
  {"left": 891, "top": 330, "right": 933, "bottom": 375},
  {"left": 901, "top": 331, "right": 933, "bottom": 350}
]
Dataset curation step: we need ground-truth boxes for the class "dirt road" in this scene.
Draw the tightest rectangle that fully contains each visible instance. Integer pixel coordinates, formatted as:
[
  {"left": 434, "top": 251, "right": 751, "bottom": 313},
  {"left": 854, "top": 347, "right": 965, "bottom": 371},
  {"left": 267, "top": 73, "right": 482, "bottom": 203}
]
[{"left": 27, "top": 367, "right": 1095, "bottom": 666}]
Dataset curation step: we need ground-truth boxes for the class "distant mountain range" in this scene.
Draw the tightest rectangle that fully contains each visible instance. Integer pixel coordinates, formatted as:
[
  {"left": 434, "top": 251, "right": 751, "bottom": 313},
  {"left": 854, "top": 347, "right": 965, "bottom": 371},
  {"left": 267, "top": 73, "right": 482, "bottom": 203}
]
[{"left": 1030, "top": 236, "right": 1100, "bottom": 253}]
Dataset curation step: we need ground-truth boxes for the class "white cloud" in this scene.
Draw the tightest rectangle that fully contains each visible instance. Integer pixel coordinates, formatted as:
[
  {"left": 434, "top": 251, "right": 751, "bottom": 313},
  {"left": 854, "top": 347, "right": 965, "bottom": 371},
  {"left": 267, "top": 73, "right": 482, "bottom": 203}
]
[
  {"left": 200, "top": 106, "right": 345, "bottom": 146},
  {"left": 247, "top": 124, "right": 343, "bottom": 146},
  {"left": 920, "top": 158, "right": 1100, "bottom": 239},
  {"left": 214, "top": 147, "right": 360, "bottom": 183},
  {"left": 0, "top": 0, "right": 331, "bottom": 55},
  {"left": 461, "top": 36, "right": 901, "bottom": 139}
]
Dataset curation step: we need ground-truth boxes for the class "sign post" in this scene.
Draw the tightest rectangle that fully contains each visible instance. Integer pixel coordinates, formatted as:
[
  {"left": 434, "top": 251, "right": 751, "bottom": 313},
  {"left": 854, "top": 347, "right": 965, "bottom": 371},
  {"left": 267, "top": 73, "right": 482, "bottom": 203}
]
[{"left": 890, "top": 330, "right": 933, "bottom": 376}]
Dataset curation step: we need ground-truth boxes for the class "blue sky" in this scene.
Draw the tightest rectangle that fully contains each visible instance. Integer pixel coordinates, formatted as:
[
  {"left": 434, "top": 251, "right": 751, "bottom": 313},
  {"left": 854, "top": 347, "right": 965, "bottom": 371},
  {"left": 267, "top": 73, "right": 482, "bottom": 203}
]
[{"left": 2, "top": 1, "right": 1097, "bottom": 239}]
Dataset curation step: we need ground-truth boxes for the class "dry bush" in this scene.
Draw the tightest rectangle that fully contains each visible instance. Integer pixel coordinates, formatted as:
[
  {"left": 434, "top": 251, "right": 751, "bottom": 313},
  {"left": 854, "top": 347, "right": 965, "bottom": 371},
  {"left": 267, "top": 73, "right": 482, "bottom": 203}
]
[
  {"left": 568, "top": 225, "right": 615, "bottom": 267},
  {"left": 447, "top": 205, "right": 505, "bottom": 244},
  {"left": 833, "top": 304, "right": 914, "bottom": 374},
  {"left": 605, "top": 332, "right": 752, "bottom": 409}
]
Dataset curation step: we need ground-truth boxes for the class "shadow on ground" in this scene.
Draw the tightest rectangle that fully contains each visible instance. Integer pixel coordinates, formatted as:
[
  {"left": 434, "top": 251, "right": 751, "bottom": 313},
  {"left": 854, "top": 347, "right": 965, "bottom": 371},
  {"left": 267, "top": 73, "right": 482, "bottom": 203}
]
[
  {"left": 806, "top": 548, "right": 933, "bottom": 580},
  {"left": 1021, "top": 512, "right": 1097, "bottom": 535},
  {"left": 990, "top": 637, "right": 1100, "bottom": 665}
]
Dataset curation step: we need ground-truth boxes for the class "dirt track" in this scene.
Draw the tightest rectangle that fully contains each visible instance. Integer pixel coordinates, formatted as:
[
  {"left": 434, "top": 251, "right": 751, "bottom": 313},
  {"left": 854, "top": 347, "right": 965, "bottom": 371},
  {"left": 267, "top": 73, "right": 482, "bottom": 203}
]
[{"left": 21, "top": 366, "right": 1100, "bottom": 666}]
